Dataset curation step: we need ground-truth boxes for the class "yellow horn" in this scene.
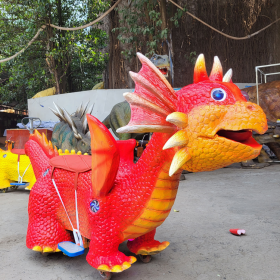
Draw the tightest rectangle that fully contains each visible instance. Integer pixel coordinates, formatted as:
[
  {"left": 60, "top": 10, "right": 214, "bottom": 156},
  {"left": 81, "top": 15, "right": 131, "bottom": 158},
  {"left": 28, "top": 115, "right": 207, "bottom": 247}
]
[
  {"left": 169, "top": 147, "right": 191, "bottom": 176},
  {"left": 166, "top": 112, "right": 188, "bottom": 128},
  {"left": 163, "top": 130, "right": 188, "bottom": 150}
]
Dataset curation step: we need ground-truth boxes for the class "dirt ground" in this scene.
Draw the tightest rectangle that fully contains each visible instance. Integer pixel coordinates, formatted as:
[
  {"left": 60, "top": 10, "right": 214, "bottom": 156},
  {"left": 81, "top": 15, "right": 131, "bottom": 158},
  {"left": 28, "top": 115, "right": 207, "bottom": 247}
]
[{"left": 0, "top": 165, "right": 280, "bottom": 280}]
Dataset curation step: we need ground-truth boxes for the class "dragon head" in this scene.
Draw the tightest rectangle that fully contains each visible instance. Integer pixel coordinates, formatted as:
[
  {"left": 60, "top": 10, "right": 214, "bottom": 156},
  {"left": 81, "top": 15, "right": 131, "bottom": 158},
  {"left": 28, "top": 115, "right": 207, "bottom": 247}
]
[
  {"left": 117, "top": 53, "right": 267, "bottom": 176},
  {"left": 163, "top": 54, "right": 267, "bottom": 175}
]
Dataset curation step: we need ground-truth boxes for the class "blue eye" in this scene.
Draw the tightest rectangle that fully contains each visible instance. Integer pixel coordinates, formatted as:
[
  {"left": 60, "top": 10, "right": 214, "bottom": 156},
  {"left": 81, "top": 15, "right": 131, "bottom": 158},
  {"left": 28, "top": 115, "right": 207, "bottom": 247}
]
[{"left": 211, "top": 88, "right": 227, "bottom": 101}]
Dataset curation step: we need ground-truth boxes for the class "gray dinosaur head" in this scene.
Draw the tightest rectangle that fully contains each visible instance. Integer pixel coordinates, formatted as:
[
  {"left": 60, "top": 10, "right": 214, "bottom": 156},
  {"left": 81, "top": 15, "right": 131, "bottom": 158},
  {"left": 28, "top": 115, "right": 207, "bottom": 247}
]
[
  {"left": 50, "top": 101, "right": 94, "bottom": 154},
  {"left": 150, "top": 54, "right": 170, "bottom": 77}
]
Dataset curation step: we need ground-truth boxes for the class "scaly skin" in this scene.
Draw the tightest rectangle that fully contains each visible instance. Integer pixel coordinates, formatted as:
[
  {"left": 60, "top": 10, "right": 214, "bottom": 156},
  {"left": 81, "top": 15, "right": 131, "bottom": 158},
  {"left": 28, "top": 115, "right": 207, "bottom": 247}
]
[{"left": 25, "top": 53, "right": 267, "bottom": 274}]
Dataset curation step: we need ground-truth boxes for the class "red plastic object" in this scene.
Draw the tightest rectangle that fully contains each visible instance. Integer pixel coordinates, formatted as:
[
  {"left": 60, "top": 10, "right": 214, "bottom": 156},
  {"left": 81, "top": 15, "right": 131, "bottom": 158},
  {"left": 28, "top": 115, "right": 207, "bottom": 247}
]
[
  {"left": 6, "top": 129, "right": 52, "bottom": 149},
  {"left": 230, "top": 229, "right": 246, "bottom": 235}
]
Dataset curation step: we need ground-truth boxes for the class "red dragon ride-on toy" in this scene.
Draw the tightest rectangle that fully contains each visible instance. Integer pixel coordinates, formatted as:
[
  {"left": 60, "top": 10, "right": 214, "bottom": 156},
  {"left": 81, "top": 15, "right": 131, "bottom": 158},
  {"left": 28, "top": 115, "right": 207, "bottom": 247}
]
[{"left": 25, "top": 53, "right": 267, "bottom": 279}]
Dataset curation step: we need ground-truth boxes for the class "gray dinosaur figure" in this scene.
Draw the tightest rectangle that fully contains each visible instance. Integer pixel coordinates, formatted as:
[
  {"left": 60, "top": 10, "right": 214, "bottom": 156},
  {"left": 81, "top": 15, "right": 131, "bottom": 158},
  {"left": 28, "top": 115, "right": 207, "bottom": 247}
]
[
  {"left": 102, "top": 101, "right": 149, "bottom": 141},
  {"left": 50, "top": 102, "right": 93, "bottom": 154},
  {"left": 149, "top": 54, "right": 170, "bottom": 77},
  {"left": 102, "top": 101, "right": 133, "bottom": 140}
]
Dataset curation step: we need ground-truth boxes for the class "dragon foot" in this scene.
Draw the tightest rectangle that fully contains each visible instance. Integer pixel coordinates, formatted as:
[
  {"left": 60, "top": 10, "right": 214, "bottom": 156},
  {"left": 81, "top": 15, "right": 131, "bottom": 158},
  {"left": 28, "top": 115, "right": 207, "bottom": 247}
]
[
  {"left": 127, "top": 239, "right": 170, "bottom": 255},
  {"left": 97, "top": 256, "right": 136, "bottom": 273},
  {"left": 88, "top": 251, "right": 136, "bottom": 273},
  {"left": 32, "top": 245, "right": 61, "bottom": 253}
]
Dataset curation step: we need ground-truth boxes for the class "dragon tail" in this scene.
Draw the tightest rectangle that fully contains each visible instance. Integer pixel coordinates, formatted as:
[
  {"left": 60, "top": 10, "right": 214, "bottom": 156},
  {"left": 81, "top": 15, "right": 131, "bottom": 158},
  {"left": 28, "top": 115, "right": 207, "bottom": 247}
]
[{"left": 117, "top": 53, "right": 177, "bottom": 134}]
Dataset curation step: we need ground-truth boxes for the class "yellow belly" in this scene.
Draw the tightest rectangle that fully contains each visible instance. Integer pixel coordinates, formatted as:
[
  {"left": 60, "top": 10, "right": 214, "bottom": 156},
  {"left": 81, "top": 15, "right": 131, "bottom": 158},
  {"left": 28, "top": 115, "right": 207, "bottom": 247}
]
[{"left": 122, "top": 165, "right": 181, "bottom": 240}]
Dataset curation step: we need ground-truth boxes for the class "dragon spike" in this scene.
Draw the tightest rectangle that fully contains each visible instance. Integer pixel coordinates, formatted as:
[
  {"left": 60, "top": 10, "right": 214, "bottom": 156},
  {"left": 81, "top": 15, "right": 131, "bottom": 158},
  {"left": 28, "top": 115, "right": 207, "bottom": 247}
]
[
  {"left": 62, "top": 107, "right": 75, "bottom": 127},
  {"left": 169, "top": 147, "right": 192, "bottom": 176},
  {"left": 80, "top": 100, "right": 90, "bottom": 118},
  {"left": 30, "top": 130, "right": 58, "bottom": 157},
  {"left": 42, "top": 133, "right": 48, "bottom": 147},
  {"left": 117, "top": 125, "right": 175, "bottom": 134},
  {"left": 48, "top": 140, "right": 53, "bottom": 150},
  {"left": 209, "top": 56, "right": 223, "bottom": 82},
  {"left": 223, "top": 68, "right": 233, "bottom": 83},
  {"left": 49, "top": 107, "right": 65, "bottom": 122},
  {"left": 193, "top": 54, "right": 209, "bottom": 83},
  {"left": 62, "top": 107, "right": 81, "bottom": 139},
  {"left": 34, "top": 129, "right": 42, "bottom": 141},
  {"left": 124, "top": 92, "right": 171, "bottom": 116},
  {"left": 54, "top": 146, "right": 59, "bottom": 156},
  {"left": 76, "top": 102, "right": 83, "bottom": 117},
  {"left": 82, "top": 104, "right": 94, "bottom": 134},
  {"left": 163, "top": 130, "right": 189, "bottom": 150},
  {"left": 74, "top": 133, "right": 83, "bottom": 140},
  {"left": 82, "top": 115, "right": 88, "bottom": 135},
  {"left": 166, "top": 112, "right": 188, "bottom": 129},
  {"left": 53, "top": 102, "right": 66, "bottom": 121}
]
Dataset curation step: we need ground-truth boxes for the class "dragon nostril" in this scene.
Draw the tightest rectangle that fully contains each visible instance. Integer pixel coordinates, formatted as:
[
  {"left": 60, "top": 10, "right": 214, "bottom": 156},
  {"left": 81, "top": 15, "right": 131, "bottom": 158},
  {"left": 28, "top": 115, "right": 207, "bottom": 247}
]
[{"left": 246, "top": 104, "right": 255, "bottom": 111}]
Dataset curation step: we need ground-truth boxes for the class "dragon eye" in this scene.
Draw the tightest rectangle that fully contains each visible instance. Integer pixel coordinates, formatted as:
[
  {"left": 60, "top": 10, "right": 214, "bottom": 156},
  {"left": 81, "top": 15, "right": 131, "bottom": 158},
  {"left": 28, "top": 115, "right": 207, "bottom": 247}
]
[{"left": 211, "top": 88, "right": 227, "bottom": 101}]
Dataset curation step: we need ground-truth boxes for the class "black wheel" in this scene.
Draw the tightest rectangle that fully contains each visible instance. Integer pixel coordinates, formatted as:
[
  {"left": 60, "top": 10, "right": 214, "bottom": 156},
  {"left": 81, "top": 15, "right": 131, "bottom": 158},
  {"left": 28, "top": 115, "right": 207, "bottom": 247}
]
[
  {"left": 139, "top": 254, "right": 152, "bottom": 263},
  {"left": 0, "top": 188, "right": 8, "bottom": 193},
  {"left": 10, "top": 185, "right": 19, "bottom": 190},
  {"left": 99, "top": 271, "right": 111, "bottom": 280}
]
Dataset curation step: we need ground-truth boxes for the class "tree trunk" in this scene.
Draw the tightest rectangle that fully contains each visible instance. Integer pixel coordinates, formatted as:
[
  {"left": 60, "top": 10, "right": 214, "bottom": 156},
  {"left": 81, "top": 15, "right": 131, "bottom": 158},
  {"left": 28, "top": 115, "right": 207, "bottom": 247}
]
[{"left": 159, "top": 0, "right": 168, "bottom": 55}]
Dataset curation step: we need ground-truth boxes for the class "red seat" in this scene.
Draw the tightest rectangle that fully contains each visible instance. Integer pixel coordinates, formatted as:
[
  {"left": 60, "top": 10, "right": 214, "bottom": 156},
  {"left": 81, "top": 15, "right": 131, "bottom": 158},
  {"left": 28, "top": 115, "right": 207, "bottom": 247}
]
[
  {"left": 11, "top": 149, "right": 26, "bottom": 162},
  {"left": 49, "top": 155, "right": 92, "bottom": 173},
  {"left": 49, "top": 155, "right": 92, "bottom": 189}
]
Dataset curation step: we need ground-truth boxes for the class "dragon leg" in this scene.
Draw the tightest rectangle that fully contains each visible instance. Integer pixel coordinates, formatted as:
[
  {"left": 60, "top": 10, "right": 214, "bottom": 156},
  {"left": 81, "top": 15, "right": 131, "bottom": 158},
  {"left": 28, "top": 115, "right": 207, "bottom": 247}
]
[
  {"left": 127, "top": 229, "right": 170, "bottom": 255},
  {"left": 26, "top": 182, "right": 73, "bottom": 253},
  {"left": 86, "top": 232, "right": 136, "bottom": 273}
]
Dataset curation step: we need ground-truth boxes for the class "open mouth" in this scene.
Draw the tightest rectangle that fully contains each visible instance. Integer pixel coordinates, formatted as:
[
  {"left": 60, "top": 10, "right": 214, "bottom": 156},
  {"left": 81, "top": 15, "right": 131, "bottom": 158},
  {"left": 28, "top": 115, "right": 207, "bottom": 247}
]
[
  {"left": 217, "top": 129, "right": 261, "bottom": 149},
  {"left": 158, "top": 67, "right": 168, "bottom": 76}
]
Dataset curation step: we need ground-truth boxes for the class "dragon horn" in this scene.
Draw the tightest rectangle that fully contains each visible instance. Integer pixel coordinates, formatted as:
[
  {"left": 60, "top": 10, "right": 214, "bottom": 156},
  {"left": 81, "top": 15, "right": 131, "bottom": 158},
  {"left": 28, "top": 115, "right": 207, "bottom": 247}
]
[
  {"left": 193, "top": 54, "right": 209, "bottom": 83},
  {"left": 223, "top": 69, "right": 233, "bottom": 83},
  {"left": 77, "top": 102, "right": 84, "bottom": 118},
  {"left": 80, "top": 100, "right": 90, "bottom": 118},
  {"left": 62, "top": 107, "right": 82, "bottom": 140},
  {"left": 49, "top": 107, "right": 65, "bottom": 122},
  {"left": 75, "top": 102, "right": 83, "bottom": 117},
  {"left": 209, "top": 56, "right": 223, "bottom": 82},
  {"left": 53, "top": 102, "right": 66, "bottom": 121},
  {"left": 82, "top": 104, "right": 94, "bottom": 134}
]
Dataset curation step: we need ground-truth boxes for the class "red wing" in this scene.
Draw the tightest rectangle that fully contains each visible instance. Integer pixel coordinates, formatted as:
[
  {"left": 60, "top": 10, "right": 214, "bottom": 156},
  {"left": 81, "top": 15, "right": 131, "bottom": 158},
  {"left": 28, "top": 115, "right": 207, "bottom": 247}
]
[
  {"left": 117, "top": 53, "right": 177, "bottom": 134},
  {"left": 87, "top": 114, "right": 120, "bottom": 198}
]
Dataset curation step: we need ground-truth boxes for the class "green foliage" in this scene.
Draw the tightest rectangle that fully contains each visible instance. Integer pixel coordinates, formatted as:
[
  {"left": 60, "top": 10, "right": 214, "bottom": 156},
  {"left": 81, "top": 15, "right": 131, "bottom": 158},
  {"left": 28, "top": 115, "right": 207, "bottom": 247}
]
[
  {"left": 112, "top": 0, "right": 186, "bottom": 59},
  {"left": 0, "top": 0, "right": 109, "bottom": 109},
  {"left": 186, "top": 51, "right": 197, "bottom": 65}
]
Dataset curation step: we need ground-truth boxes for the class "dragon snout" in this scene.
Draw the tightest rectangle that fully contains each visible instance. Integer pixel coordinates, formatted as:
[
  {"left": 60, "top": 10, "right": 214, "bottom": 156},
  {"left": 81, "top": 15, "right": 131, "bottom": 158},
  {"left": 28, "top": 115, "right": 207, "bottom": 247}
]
[{"left": 219, "top": 101, "right": 268, "bottom": 135}]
